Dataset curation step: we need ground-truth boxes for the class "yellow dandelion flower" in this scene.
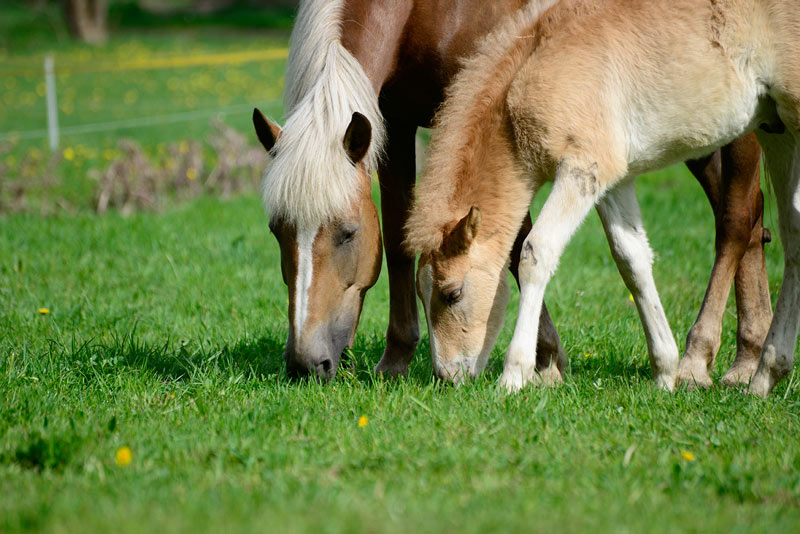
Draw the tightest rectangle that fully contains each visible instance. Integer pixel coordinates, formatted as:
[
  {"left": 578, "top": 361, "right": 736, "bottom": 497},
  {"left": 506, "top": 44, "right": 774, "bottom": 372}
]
[
  {"left": 186, "top": 167, "right": 197, "bottom": 180},
  {"left": 115, "top": 446, "right": 133, "bottom": 466},
  {"left": 681, "top": 451, "right": 696, "bottom": 462},
  {"left": 123, "top": 89, "right": 138, "bottom": 105},
  {"left": 358, "top": 415, "right": 368, "bottom": 428},
  {"left": 170, "top": 393, "right": 175, "bottom": 399},
  {"left": 63, "top": 147, "right": 75, "bottom": 161},
  {"left": 583, "top": 352, "right": 592, "bottom": 359},
  {"left": 37, "top": 308, "right": 50, "bottom": 315}
]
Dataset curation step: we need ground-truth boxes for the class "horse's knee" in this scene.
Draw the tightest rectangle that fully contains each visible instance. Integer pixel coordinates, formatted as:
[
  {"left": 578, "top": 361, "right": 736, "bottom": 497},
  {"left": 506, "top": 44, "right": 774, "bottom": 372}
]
[{"left": 519, "top": 238, "right": 553, "bottom": 284}]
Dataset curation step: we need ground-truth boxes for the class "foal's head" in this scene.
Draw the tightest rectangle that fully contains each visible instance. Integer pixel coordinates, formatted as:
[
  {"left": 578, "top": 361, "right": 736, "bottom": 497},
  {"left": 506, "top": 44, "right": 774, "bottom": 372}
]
[
  {"left": 413, "top": 206, "right": 513, "bottom": 382},
  {"left": 254, "top": 109, "right": 382, "bottom": 380}
]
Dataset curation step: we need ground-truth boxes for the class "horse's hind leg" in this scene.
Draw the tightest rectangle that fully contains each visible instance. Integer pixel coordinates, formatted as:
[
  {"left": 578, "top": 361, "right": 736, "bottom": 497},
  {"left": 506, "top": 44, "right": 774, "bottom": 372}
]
[
  {"left": 596, "top": 180, "right": 679, "bottom": 389},
  {"left": 677, "top": 134, "right": 770, "bottom": 387},
  {"left": 723, "top": 189, "right": 772, "bottom": 386},
  {"left": 750, "top": 130, "right": 800, "bottom": 396},
  {"left": 509, "top": 213, "right": 567, "bottom": 385}
]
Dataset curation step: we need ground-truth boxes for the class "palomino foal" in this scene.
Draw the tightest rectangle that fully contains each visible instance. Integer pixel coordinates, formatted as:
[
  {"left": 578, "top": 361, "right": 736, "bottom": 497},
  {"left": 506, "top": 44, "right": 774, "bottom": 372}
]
[{"left": 407, "top": 0, "right": 800, "bottom": 396}]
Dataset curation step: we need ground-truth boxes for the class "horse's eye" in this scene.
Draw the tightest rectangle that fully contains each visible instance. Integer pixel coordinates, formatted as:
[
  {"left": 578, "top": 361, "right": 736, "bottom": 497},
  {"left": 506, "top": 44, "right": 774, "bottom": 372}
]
[
  {"left": 339, "top": 227, "right": 358, "bottom": 246},
  {"left": 445, "top": 287, "right": 463, "bottom": 305}
]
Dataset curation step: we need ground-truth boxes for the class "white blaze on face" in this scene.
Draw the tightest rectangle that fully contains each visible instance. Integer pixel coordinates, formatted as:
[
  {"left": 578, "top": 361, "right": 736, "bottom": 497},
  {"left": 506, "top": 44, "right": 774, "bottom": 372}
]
[{"left": 294, "top": 225, "right": 319, "bottom": 337}]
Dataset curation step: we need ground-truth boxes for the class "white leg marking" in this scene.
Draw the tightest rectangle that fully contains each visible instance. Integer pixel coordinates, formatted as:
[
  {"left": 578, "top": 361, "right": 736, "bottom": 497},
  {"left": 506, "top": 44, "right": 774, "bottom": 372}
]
[
  {"left": 294, "top": 226, "right": 319, "bottom": 338},
  {"left": 596, "top": 180, "right": 678, "bottom": 390},
  {"left": 502, "top": 166, "right": 601, "bottom": 392}
]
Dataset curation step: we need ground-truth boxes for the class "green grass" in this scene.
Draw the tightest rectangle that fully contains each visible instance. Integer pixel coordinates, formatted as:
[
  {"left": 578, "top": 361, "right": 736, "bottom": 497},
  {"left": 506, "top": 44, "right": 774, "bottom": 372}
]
[
  {"left": 2, "top": 169, "right": 800, "bottom": 533},
  {"left": 2, "top": 3, "right": 800, "bottom": 532}
]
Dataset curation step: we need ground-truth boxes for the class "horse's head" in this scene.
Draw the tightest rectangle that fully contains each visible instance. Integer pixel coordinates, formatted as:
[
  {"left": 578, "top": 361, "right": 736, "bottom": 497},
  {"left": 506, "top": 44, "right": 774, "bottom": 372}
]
[
  {"left": 254, "top": 108, "right": 382, "bottom": 380},
  {"left": 413, "top": 206, "right": 511, "bottom": 383}
]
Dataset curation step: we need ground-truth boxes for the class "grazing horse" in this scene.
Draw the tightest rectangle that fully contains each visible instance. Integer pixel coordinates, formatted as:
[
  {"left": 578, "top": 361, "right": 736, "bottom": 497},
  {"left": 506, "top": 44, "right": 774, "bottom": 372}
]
[
  {"left": 253, "top": 0, "right": 770, "bottom": 385},
  {"left": 405, "top": 0, "right": 799, "bottom": 396}
]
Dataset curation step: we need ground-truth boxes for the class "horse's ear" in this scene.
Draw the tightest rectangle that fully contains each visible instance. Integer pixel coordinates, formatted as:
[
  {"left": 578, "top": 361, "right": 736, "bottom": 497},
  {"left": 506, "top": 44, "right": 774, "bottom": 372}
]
[
  {"left": 253, "top": 108, "right": 282, "bottom": 153},
  {"left": 447, "top": 206, "right": 481, "bottom": 253},
  {"left": 343, "top": 112, "right": 371, "bottom": 164}
]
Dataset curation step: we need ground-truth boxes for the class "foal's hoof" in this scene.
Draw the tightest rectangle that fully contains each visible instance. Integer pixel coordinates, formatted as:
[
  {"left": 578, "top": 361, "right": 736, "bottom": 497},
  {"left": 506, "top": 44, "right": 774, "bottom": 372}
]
[
  {"left": 747, "top": 370, "right": 774, "bottom": 398},
  {"left": 747, "top": 345, "right": 791, "bottom": 398},
  {"left": 499, "top": 363, "right": 533, "bottom": 393},
  {"left": 654, "top": 372, "right": 676, "bottom": 392},
  {"left": 675, "top": 357, "right": 713, "bottom": 390}
]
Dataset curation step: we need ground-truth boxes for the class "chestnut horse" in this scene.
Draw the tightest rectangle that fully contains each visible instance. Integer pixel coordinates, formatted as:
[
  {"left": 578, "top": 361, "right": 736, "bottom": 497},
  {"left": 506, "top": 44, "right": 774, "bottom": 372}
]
[
  {"left": 405, "top": 0, "right": 798, "bottom": 396},
  {"left": 253, "top": 0, "right": 770, "bottom": 386}
]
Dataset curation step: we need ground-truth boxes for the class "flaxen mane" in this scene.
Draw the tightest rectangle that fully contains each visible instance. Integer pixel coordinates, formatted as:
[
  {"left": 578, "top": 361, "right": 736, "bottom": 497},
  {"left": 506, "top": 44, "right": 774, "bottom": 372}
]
[
  {"left": 404, "top": 0, "right": 559, "bottom": 255},
  {"left": 262, "top": 0, "right": 385, "bottom": 229}
]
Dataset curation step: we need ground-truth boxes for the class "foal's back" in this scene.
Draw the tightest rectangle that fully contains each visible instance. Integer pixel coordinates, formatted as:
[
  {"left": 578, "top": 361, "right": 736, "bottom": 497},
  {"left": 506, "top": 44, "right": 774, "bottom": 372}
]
[{"left": 506, "top": 0, "right": 782, "bottom": 181}]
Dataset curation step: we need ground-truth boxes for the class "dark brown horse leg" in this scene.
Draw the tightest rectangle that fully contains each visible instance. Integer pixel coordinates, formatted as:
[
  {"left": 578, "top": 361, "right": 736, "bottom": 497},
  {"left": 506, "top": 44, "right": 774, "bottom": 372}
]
[
  {"left": 722, "top": 191, "right": 773, "bottom": 386},
  {"left": 677, "top": 133, "right": 768, "bottom": 387},
  {"left": 373, "top": 121, "right": 420, "bottom": 376},
  {"left": 509, "top": 212, "right": 567, "bottom": 384}
]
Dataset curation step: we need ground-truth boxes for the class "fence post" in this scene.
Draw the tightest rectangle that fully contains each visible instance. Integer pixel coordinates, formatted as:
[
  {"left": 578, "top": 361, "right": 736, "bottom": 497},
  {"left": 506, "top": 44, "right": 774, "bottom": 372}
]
[{"left": 45, "top": 54, "right": 59, "bottom": 152}]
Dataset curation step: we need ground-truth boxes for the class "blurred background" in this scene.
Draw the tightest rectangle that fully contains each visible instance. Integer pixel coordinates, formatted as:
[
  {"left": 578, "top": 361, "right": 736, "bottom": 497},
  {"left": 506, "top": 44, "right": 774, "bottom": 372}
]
[{"left": 1, "top": 0, "right": 299, "bottom": 215}]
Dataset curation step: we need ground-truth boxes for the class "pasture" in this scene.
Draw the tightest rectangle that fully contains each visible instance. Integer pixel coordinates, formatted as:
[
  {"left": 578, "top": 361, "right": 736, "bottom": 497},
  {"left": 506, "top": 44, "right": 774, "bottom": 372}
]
[{"left": 2, "top": 3, "right": 800, "bottom": 533}]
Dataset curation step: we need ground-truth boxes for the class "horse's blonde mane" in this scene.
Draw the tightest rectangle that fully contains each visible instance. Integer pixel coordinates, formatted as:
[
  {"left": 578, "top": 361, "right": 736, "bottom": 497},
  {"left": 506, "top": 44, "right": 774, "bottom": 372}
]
[
  {"left": 262, "top": 0, "right": 385, "bottom": 229},
  {"left": 405, "top": 0, "right": 558, "bottom": 255}
]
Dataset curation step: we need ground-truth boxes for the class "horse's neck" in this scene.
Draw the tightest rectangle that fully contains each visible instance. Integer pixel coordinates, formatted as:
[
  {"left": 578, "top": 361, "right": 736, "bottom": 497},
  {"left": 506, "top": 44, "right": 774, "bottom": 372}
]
[
  {"left": 340, "top": 0, "right": 529, "bottom": 95},
  {"left": 340, "top": 0, "right": 414, "bottom": 94}
]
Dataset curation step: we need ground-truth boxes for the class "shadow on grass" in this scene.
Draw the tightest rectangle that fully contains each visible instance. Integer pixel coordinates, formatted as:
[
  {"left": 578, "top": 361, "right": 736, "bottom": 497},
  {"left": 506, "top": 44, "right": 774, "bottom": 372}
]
[
  {"left": 54, "top": 329, "right": 652, "bottom": 390},
  {"left": 55, "top": 330, "right": 439, "bottom": 387}
]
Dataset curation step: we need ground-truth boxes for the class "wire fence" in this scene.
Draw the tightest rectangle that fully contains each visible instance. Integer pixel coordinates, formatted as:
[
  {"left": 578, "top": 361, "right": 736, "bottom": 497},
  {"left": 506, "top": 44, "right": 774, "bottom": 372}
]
[{"left": 0, "top": 47, "right": 289, "bottom": 148}]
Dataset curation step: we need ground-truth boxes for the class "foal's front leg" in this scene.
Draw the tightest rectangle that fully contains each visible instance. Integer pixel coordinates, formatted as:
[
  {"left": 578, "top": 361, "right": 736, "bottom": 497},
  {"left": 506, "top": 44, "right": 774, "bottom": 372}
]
[
  {"left": 596, "top": 180, "right": 678, "bottom": 389},
  {"left": 501, "top": 165, "right": 601, "bottom": 391},
  {"left": 509, "top": 212, "right": 567, "bottom": 385}
]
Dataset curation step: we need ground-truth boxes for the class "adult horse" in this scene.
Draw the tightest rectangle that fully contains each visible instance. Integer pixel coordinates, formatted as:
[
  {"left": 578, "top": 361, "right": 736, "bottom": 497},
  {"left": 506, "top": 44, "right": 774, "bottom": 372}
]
[
  {"left": 253, "top": 0, "right": 771, "bottom": 386},
  {"left": 405, "top": 0, "right": 797, "bottom": 396}
]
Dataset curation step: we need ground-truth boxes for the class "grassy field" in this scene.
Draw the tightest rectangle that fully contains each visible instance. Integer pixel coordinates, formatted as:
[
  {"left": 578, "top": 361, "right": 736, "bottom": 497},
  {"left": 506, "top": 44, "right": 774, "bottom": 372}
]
[{"left": 3, "top": 3, "right": 800, "bottom": 533}]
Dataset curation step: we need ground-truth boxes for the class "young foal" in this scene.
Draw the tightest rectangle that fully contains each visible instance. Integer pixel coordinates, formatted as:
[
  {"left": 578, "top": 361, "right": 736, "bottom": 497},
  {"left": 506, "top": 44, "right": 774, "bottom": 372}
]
[
  {"left": 406, "top": 0, "right": 799, "bottom": 396},
  {"left": 254, "top": 0, "right": 770, "bottom": 385}
]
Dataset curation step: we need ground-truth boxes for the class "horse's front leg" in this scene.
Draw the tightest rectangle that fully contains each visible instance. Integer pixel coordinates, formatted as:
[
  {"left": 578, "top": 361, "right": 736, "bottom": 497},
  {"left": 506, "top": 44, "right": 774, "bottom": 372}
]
[
  {"left": 509, "top": 213, "right": 567, "bottom": 385},
  {"left": 501, "top": 164, "right": 601, "bottom": 392},
  {"left": 596, "top": 180, "right": 678, "bottom": 390},
  {"left": 373, "top": 121, "right": 420, "bottom": 376}
]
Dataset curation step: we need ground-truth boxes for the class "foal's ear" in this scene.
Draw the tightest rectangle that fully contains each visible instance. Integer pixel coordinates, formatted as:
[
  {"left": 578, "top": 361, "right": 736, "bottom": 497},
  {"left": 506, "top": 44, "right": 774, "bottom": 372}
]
[
  {"left": 448, "top": 206, "right": 482, "bottom": 253},
  {"left": 343, "top": 112, "right": 372, "bottom": 165},
  {"left": 253, "top": 108, "right": 282, "bottom": 153}
]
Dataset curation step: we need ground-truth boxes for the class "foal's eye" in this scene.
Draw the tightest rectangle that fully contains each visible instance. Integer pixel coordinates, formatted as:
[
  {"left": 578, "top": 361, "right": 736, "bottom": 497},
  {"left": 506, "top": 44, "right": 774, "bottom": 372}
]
[
  {"left": 445, "top": 287, "right": 463, "bottom": 305},
  {"left": 338, "top": 228, "right": 358, "bottom": 246}
]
